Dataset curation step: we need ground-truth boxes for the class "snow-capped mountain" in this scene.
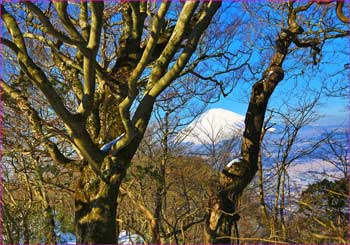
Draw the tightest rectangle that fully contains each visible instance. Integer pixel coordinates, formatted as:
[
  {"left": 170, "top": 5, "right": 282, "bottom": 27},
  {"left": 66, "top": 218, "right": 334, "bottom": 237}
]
[
  {"left": 176, "top": 108, "right": 346, "bottom": 190},
  {"left": 178, "top": 108, "right": 245, "bottom": 144}
]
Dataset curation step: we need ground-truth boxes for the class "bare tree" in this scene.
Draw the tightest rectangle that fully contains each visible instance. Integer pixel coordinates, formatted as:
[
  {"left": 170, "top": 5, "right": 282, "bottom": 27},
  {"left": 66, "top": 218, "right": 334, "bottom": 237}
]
[
  {"left": 319, "top": 129, "right": 349, "bottom": 180},
  {"left": 1, "top": 1, "right": 225, "bottom": 243},
  {"left": 2, "top": 96, "right": 74, "bottom": 244},
  {"left": 264, "top": 98, "right": 324, "bottom": 241},
  {"left": 117, "top": 86, "right": 209, "bottom": 244},
  {"left": 204, "top": 2, "right": 349, "bottom": 243}
]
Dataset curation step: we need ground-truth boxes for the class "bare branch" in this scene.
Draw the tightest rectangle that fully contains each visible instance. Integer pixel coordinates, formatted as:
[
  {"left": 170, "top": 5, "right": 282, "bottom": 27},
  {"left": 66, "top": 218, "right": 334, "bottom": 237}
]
[
  {"left": 78, "top": 1, "right": 104, "bottom": 117},
  {"left": 2, "top": 81, "right": 75, "bottom": 166},
  {"left": 149, "top": 1, "right": 222, "bottom": 98},
  {"left": 336, "top": 1, "right": 349, "bottom": 23},
  {"left": 23, "top": 2, "right": 80, "bottom": 46},
  {"left": 53, "top": 1, "right": 84, "bottom": 41}
]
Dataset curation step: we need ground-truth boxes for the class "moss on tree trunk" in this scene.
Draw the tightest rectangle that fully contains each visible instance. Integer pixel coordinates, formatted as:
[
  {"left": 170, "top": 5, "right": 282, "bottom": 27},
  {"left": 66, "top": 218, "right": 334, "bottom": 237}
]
[{"left": 75, "top": 162, "right": 123, "bottom": 244}]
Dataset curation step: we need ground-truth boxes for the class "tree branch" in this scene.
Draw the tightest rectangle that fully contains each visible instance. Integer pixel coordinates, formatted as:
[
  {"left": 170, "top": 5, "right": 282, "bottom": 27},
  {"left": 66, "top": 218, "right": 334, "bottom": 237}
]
[
  {"left": 2, "top": 81, "right": 75, "bottom": 166},
  {"left": 2, "top": 8, "right": 104, "bottom": 172},
  {"left": 78, "top": 1, "right": 104, "bottom": 117},
  {"left": 110, "top": 2, "right": 171, "bottom": 155},
  {"left": 336, "top": 1, "right": 349, "bottom": 23},
  {"left": 53, "top": 1, "right": 84, "bottom": 41},
  {"left": 0, "top": 36, "right": 74, "bottom": 127},
  {"left": 123, "top": 2, "right": 221, "bottom": 159},
  {"left": 23, "top": 2, "right": 80, "bottom": 46},
  {"left": 149, "top": 1, "right": 222, "bottom": 98},
  {"left": 147, "top": 1, "right": 200, "bottom": 89},
  {"left": 79, "top": 1, "right": 90, "bottom": 41}
]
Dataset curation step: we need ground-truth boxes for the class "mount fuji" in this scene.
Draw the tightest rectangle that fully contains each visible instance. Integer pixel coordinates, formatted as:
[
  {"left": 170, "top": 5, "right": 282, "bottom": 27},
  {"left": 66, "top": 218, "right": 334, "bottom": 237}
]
[
  {"left": 178, "top": 108, "right": 245, "bottom": 145},
  {"left": 176, "top": 108, "right": 344, "bottom": 190}
]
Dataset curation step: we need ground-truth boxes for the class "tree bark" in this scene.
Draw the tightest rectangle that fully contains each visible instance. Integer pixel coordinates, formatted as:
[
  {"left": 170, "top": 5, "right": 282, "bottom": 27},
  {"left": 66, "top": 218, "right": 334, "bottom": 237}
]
[{"left": 75, "top": 158, "right": 125, "bottom": 244}]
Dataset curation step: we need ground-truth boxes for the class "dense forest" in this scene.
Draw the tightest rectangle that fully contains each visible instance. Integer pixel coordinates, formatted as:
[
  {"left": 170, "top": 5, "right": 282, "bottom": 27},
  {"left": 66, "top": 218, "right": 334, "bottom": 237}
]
[{"left": 1, "top": 1, "right": 349, "bottom": 244}]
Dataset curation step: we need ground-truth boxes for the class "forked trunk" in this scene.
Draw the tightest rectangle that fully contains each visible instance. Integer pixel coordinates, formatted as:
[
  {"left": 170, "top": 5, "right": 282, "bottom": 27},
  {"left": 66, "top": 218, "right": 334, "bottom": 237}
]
[
  {"left": 203, "top": 196, "right": 238, "bottom": 244},
  {"left": 75, "top": 163, "right": 123, "bottom": 244},
  {"left": 204, "top": 163, "right": 257, "bottom": 244}
]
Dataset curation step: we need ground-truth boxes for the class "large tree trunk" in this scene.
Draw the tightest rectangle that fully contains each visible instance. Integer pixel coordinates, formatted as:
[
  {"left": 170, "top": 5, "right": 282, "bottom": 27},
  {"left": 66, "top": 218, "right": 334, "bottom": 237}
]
[
  {"left": 203, "top": 64, "right": 285, "bottom": 244},
  {"left": 75, "top": 159, "right": 125, "bottom": 244},
  {"left": 203, "top": 15, "right": 300, "bottom": 243}
]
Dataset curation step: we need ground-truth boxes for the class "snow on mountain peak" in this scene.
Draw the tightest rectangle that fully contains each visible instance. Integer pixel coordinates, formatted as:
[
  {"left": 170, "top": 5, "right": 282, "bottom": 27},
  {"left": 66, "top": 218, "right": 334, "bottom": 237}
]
[{"left": 178, "top": 108, "right": 245, "bottom": 144}]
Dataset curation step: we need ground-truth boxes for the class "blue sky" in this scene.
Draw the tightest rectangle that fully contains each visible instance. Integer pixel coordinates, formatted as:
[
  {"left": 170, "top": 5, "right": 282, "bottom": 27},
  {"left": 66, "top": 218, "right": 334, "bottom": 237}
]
[
  {"left": 206, "top": 5, "right": 349, "bottom": 128},
  {"left": 210, "top": 61, "right": 349, "bottom": 126},
  {"left": 211, "top": 94, "right": 348, "bottom": 127},
  {"left": 210, "top": 73, "right": 348, "bottom": 127}
]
